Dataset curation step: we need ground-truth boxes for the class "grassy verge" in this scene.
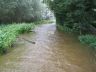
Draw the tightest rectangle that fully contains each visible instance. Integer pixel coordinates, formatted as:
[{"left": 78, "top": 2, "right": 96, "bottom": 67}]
[
  {"left": 79, "top": 35, "right": 96, "bottom": 48},
  {"left": 0, "top": 23, "right": 35, "bottom": 54}
]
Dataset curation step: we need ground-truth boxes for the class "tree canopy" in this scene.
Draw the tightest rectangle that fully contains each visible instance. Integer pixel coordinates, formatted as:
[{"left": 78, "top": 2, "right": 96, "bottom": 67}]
[{"left": 0, "top": 0, "right": 43, "bottom": 23}]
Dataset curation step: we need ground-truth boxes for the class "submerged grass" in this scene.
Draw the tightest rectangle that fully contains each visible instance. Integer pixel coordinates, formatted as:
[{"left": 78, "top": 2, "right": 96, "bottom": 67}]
[{"left": 0, "top": 23, "right": 35, "bottom": 54}]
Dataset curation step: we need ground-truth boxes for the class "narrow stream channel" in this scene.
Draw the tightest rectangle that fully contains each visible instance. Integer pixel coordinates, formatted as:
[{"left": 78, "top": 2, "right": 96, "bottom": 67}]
[{"left": 0, "top": 23, "right": 95, "bottom": 72}]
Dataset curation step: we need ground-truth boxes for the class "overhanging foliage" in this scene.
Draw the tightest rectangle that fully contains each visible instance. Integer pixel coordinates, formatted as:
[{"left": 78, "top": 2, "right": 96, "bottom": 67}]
[{"left": 44, "top": 0, "right": 96, "bottom": 33}]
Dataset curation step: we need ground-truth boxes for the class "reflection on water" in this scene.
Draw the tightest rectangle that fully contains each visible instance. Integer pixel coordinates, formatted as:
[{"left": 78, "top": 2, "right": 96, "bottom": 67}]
[{"left": 0, "top": 23, "right": 95, "bottom": 72}]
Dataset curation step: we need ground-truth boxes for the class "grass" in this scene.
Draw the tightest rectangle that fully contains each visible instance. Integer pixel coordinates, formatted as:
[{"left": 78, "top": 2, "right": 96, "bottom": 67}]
[
  {"left": 79, "top": 35, "right": 96, "bottom": 48},
  {"left": 0, "top": 23, "right": 35, "bottom": 54}
]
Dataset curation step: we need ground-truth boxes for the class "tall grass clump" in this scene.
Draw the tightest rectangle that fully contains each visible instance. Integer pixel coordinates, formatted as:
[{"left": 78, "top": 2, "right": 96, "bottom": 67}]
[
  {"left": 79, "top": 35, "right": 96, "bottom": 48},
  {"left": 0, "top": 23, "right": 35, "bottom": 54}
]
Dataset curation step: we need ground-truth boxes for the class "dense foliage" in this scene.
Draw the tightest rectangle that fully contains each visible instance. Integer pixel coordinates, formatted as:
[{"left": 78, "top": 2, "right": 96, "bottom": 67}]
[
  {"left": 0, "top": 0, "right": 43, "bottom": 23},
  {"left": 44, "top": 0, "right": 96, "bottom": 33},
  {"left": 0, "top": 23, "right": 35, "bottom": 54},
  {"left": 44, "top": 0, "right": 96, "bottom": 48}
]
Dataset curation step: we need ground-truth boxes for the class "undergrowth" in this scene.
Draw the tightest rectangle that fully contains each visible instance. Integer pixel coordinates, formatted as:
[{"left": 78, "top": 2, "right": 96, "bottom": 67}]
[
  {"left": 79, "top": 35, "right": 96, "bottom": 48},
  {"left": 0, "top": 23, "right": 35, "bottom": 54}
]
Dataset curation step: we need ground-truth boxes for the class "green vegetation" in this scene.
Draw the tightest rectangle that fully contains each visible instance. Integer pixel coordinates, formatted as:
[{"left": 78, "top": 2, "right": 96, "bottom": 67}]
[
  {"left": 79, "top": 35, "right": 96, "bottom": 48},
  {"left": 34, "top": 20, "right": 54, "bottom": 25},
  {"left": 0, "top": 0, "right": 44, "bottom": 23},
  {"left": 44, "top": 0, "right": 96, "bottom": 33},
  {"left": 57, "top": 24, "right": 73, "bottom": 33},
  {"left": 0, "top": 23, "right": 35, "bottom": 54},
  {"left": 0, "top": 0, "right": 96, "bottom": 54},
  {"left": 0, "top": 0, "right": 52, "bottom": 55},
  {"left": 44, "top": 0, "right": 96, "bottom": 49},
  {"left": 0, "top": 20, "right": 53, "bottom": 55}
]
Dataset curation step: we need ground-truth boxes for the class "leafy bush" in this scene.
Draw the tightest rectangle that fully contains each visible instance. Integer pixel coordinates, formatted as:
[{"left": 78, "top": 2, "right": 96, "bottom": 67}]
[
  {"left": 79, "top": 35, "right": 96, "bottom": 48},
  {"left": 0, "top": 23, "right": 35, "bottom": 54}
]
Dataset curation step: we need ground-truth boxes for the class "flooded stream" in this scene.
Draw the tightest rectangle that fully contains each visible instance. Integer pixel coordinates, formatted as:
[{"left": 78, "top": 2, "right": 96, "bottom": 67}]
[{"left": 0, "top": 23, "right": 95, "bottom": 72}]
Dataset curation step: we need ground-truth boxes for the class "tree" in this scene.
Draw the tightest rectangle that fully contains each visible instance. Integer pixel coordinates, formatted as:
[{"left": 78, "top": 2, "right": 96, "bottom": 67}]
[
  {"left": 0, "top": 0, "right": 43, "bottom": 23},
  {"left": 44, "top": 0, "right": 96, "bottom": 33}
]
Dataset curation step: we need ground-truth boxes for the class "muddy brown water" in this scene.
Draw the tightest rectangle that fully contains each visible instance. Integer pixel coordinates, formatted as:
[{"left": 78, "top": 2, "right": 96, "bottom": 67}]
[{"left": 0, "top": 24, "right": 95, "bottom": 72}]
